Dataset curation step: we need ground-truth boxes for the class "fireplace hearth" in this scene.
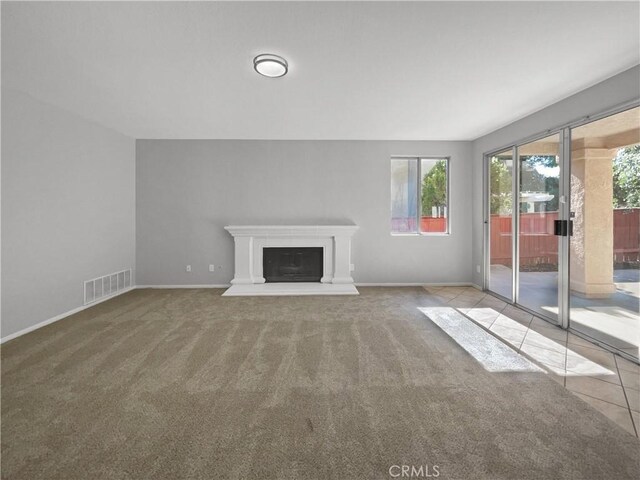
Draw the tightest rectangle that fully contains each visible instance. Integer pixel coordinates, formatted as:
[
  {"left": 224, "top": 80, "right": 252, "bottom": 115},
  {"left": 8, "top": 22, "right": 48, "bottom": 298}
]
[{"left": 263, "top": 247, "right": 323, "bottom": 282}]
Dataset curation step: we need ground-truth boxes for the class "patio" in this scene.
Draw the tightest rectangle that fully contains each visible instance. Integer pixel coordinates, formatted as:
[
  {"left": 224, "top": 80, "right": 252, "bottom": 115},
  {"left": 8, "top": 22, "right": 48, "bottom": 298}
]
[{"left": 490, "top": 265, "right": 640, "bottom": 359}]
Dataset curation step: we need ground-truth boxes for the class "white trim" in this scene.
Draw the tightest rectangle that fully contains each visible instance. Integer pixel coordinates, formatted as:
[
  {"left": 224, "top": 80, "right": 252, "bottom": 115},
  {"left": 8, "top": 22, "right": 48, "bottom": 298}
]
[
  {"left": 224, "top": 225, "right": 359, "bottom": 237},
  {"left": 137, "top": 283, "right": 476, "bottom": 288},
  {"left": 1, "top": 282, "right": 480, "bottom": 344},
  {"left": 140, "top": 283, "right": 477, "bottom": 288},
  {"left": 136, "top": 284, "right": 231, "bottom": 289},
  {"left": 0, "top": 286, "right": 136, "bottom": 344},
  {"left": 356, "top": 282, "right": 477, "bottom": 287}
]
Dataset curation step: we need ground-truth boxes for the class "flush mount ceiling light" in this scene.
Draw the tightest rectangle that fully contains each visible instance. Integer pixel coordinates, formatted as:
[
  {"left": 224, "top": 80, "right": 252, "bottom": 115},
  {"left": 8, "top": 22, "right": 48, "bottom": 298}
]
[{"left": 253, "top": 54, "right": 288, "bottom": 78}]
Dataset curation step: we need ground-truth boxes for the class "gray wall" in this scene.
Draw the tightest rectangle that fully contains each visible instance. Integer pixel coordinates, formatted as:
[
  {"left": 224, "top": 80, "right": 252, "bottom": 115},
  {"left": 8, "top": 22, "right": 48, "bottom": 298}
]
[
  {"left": 1, "top": 88, "right": 136, "bottom": 339},
  {"left": 7, "top": 66, "right": 631, "bottom": 338},
  {"left": 136, "top": 140, "right": 472, "bottom": 286},
  {"left": 470, "top": 66, "right": 640, "bottom": 287}
]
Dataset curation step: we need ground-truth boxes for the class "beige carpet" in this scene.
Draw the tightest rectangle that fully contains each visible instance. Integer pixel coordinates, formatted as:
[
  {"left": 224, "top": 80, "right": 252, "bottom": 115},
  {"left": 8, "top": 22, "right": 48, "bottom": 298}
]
[{"left": 1, "top": 287, "right": 638, "bottom": 480}]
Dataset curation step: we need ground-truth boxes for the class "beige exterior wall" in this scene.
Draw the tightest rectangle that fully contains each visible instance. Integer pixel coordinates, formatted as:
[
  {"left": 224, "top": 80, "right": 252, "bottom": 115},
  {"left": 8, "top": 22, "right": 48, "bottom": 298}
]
[{"left": 570, "top": 147, "right": 616, "bottom": 297}]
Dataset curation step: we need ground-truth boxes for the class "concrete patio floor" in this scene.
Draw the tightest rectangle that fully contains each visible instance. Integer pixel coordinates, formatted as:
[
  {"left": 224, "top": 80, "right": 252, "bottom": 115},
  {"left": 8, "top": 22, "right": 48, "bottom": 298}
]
[{"left": 488, "top": 266, "right": 640, "bottom": 360}]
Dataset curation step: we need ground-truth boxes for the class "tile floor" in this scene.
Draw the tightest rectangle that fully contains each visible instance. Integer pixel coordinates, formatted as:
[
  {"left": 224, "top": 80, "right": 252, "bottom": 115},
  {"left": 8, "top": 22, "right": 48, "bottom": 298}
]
[
  {"left": 489, "top": 266, "right": 640, "bottom": 358},
  {"left": 424, "top": 285, "right": 640, "bottom": 437}
]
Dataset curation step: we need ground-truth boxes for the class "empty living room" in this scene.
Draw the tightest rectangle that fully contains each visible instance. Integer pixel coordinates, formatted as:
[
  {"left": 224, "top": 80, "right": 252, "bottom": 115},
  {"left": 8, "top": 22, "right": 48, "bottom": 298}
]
[{"left": 2, "top": 1, "right": 640, "bottom": 479}]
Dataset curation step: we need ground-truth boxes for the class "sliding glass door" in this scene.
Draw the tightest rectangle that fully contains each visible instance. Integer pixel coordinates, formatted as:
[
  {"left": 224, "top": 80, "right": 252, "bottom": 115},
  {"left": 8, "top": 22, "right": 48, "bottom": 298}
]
[
  {"left": 517, "top": 134, "right": 562, "bottom": 323},
  {"left": 484, "top": 105, "right": 640, "bottom": 362},
  {"left": 487, "top": 149, "right": 514, "bottom": 300},
  {"left": 569, "top": 107, "right": 640, "bottom": 360},
  {"left": 486, "top": 134, "right": 565, "bottom": 325}
]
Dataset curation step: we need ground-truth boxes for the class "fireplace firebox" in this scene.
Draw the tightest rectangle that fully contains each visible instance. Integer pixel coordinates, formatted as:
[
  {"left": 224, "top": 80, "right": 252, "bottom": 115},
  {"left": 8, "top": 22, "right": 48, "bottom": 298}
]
[{"left": 263, "top": 247, "right": 323, "bottom": 283}]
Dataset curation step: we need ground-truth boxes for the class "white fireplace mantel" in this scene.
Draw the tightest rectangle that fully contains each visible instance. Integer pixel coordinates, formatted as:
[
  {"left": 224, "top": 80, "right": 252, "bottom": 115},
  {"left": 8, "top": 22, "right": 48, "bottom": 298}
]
[{"left": 223, "top": 225, "right": 359, "bottom": 296}]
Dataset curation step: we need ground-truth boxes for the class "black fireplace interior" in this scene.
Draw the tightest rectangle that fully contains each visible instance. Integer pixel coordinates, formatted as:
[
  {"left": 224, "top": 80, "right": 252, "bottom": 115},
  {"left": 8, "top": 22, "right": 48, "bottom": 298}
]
[{"left": 263, "top": 247, "right": 323, "bottom": 283}]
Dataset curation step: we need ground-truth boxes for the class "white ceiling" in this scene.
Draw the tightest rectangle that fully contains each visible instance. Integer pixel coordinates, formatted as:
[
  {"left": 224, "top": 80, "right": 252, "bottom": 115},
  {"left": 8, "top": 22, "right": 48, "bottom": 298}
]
[{"left": 2, "top": 1, "right": 639, "bottom": 140}]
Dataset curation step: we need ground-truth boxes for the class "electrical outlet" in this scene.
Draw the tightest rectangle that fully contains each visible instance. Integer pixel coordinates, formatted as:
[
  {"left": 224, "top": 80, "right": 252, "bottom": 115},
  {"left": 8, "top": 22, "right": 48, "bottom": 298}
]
[
  {"left": 186, "top": 265, "right": 191, "bottom": 272},
  {"left": 209, "top": 264, "right": 215, "bottom": 272},
  {"left": 476, "top": 265, "right": 481, "bottom": 273},
  {"left": 350, "top": 264, "right": 355, "bottom": 272}
]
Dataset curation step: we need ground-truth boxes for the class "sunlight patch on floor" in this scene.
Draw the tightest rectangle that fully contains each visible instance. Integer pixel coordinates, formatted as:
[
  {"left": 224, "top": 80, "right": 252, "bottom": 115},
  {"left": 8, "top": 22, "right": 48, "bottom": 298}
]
[
  {"left": 419, "top": 307, "right": 542, "bottom": 373},
  {"left": 571, "top": 306, "right": 640, "bottom": 347},
  {"left": 443, "top": 305, "right": 620, "bottom": 379},
  {"left": 616, "top": 282, "right": 639, "bottom": 299}
]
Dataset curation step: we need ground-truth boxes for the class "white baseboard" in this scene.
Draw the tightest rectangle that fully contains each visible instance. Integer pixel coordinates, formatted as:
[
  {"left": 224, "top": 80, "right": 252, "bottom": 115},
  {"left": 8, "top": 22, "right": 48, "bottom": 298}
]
[
  {"left": 140, "top": 283, "right": 474, "bottom": 289},
  {"left": 1, "top": 286, "right": 136, "bottom": 344},
  {"left": 1, "top": 282, "right": 480, "bottom": 344},
  {"left": 356, "top": 282, "right": 477, "bottom": 287},
  {"left": 136, "top": 284, "right": 231, "bottom": 289}
]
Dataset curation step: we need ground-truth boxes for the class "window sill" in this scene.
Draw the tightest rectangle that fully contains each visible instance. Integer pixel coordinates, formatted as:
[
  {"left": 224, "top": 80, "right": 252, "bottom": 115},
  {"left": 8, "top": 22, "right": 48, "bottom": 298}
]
[{"left": 391, "top": 232, "right": 451, "bottom": 237}]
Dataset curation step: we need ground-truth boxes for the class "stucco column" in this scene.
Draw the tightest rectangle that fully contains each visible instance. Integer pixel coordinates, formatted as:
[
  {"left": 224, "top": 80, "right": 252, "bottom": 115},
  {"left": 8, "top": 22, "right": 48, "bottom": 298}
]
[{"left": 570, "top": 147, "right": 616, "bottom": 298}]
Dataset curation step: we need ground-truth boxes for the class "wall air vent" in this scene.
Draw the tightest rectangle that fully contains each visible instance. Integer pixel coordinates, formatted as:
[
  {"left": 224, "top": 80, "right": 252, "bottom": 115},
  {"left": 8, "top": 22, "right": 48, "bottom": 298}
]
[{"left": 84, "top": 268, "right": 132, "bottom": 305}]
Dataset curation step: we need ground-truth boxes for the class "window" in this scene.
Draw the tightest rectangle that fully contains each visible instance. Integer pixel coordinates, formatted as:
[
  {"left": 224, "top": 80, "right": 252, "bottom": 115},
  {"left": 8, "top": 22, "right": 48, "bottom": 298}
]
[{"left": 391, "top": 157, "right": 449, "bottom": 234}]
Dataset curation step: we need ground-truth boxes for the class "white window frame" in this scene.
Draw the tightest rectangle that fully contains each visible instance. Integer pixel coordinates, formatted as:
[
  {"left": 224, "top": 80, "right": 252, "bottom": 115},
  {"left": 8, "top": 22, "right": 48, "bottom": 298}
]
[{"left": 391, "top": 156, "right": 451, "bottom": 236}]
